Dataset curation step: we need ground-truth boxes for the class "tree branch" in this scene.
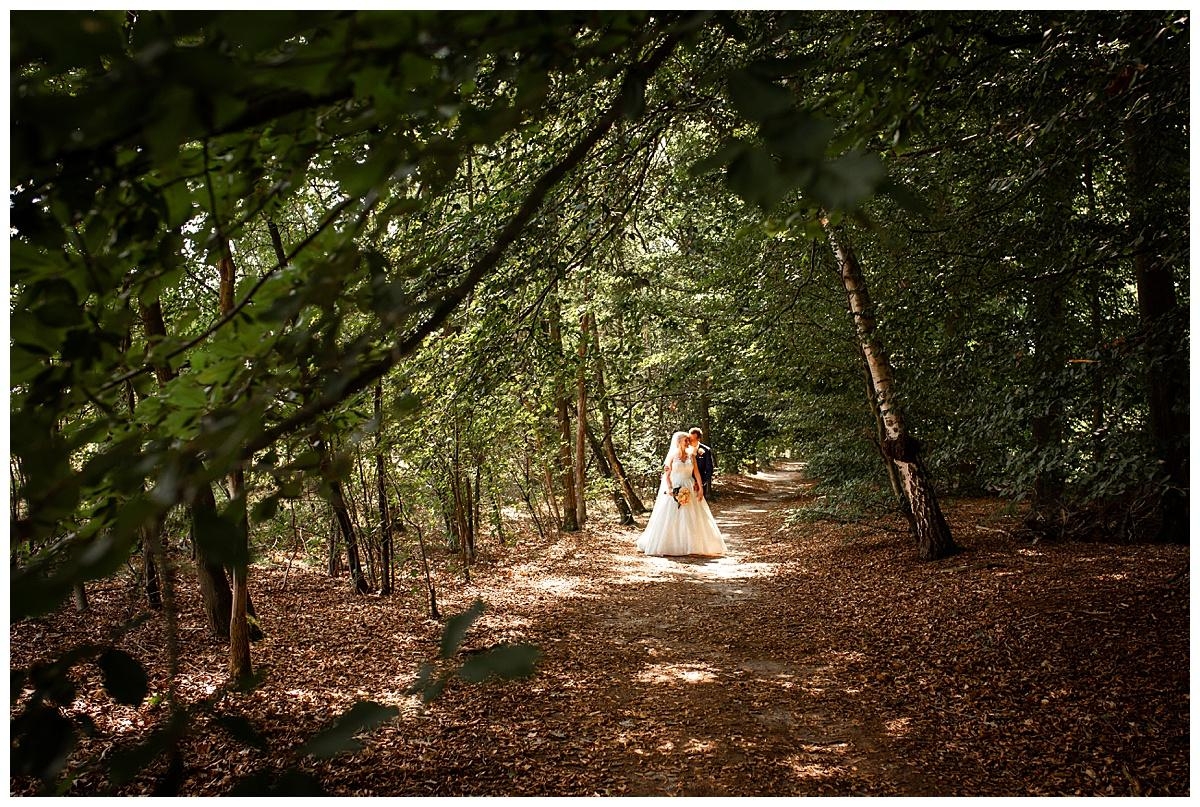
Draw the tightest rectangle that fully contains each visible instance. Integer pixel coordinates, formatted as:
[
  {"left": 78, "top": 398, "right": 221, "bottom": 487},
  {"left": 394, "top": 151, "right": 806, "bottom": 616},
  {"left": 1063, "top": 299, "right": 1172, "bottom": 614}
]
[{"left": 236, "top": 17, "right": 694, "bottom": 462}]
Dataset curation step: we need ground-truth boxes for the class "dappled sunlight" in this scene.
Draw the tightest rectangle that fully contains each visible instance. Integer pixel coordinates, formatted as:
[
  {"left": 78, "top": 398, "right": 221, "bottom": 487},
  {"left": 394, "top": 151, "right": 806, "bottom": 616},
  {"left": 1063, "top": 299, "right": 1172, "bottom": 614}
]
[
  {"left": 785, "top": 755, "right": 850, "bottom": 782},
  {"left": 531, "top": 575, "right": 599, "bottom": 598},
  {"left": 885, "top": 717, "right": 912, "bottom": 738},
  {"left": 625, "top": 551, "right": 777, "bottom": 583},
  {"left": 636, "top": 660, "right": 719, "bottom": 686}
]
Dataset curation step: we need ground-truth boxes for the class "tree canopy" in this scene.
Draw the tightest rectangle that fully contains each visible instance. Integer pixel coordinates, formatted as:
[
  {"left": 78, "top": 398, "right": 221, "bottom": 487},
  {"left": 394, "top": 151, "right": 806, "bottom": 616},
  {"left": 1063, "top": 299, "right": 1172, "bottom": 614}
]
[{"left": 9, "top": 9, "right": 1189, "bottom": 795}]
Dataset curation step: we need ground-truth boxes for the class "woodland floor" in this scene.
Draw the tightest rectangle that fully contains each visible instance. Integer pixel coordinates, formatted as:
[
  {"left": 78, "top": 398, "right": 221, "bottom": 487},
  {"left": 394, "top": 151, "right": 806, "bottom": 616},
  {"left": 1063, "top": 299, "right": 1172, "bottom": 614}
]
[{"left": 10, "top": 461, "right": 1191, "bottom": 796}]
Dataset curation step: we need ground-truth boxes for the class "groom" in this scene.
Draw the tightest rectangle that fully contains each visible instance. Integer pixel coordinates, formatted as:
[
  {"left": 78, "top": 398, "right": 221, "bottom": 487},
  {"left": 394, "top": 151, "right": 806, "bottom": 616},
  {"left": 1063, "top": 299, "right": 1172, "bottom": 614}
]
[{"left": 689, "top": 427, "right": 715, "bottom": 499}]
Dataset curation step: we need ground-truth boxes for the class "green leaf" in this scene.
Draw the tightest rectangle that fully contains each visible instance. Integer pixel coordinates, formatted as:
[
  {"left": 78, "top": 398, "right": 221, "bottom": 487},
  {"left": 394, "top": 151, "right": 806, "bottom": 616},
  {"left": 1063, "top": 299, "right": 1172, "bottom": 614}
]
[
  {"left": 457, "top": 644, "right": 542, "bottom": 684},
  {"left": 726, "top": 148, "right": 792, "bottom": 210},
  {"left": 252, "top": 495, "right": 280, "bottom": 523},
  {"left": 439, "top": 599, "right": 485, "bottom": 659},
  {"left": 689, "top": 141, "right": 749, "bottom": 178},
  {"left": 107, "top": 724, "right": 176, "bottom": 786},
  {"left": 728, "top": 71, "right": 793, "bottom": 121},
  {"left": 298, "top": 701, "right": 399, "bottom": 759},
  {"left": 11, "top": 703, "right": 77, "bottom": 783},
  {"left": 214, "top": 714, "right": 268, "bottom": 750},
  {"left": 97, "top": 648, "right": 149, "bottom": 706},
  {"left": 812, "top": 151, "right": 886, "bottom": 210},
  {"left": 192, "top": 505, "right": 247, "bottom": 567},
  {"left": 621, "top": 76, "right": 646, "bottom": 120},
  {"left": 231, "top": 768, "right": 327, "bottom": 796},
  {"left": 762, "top": 112, "right": 834, "bottom": 163}
]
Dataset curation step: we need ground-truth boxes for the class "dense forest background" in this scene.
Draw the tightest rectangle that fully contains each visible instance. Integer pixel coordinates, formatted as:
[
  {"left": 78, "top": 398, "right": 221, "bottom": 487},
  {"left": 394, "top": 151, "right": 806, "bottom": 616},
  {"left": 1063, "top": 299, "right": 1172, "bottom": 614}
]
[{"left": 9, "top": 9, "right": 1189, "bottom": 795}]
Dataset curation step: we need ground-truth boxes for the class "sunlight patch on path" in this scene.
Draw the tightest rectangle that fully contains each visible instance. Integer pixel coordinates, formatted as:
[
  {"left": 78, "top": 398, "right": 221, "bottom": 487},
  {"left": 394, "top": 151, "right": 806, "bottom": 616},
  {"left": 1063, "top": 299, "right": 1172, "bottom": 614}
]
[
  {"left": 636, "top": 660, "right": 719, "bottom": 686},
  {"left": 627, "top": 552, "right": 776, "bottom": 582}
]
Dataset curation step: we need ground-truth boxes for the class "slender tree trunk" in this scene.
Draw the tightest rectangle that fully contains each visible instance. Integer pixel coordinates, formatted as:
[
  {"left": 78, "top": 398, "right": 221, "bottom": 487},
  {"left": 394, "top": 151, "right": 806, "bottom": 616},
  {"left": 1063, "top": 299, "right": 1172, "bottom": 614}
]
[
  {"left": 124, "top": 378, "right": 164, "bottom": 610},
  {"left": 218, "top": 252, "right": 252, "bottom": 680},
  {"left": 863, "top": 358, "right": 905, "bottom": 508},
  {"left": 590, "top": 318, "right": 645, "bottom": 514},
  {"left": 139, "top": 299, "right": 238, "bottom": 638},
  {"left": 697, "top": 318, "right": 713, "bottom": 442},
  {"left": 375, "top": 382, "right": 393, "bottom": 595},
  {"left": 1027, "top": 278, "right": 1068, "bottom": 538},
  {"left": 585, "top": 421, "right": 635, "bottom": 525},
  {"left": 227, "top": 466, "right": 252, "bottom": 680},
  {"left": 549, "top": 284, "right": 579, "bottom": 531},
  {"left": 316, "top": 435, "right": 371, "bottom": 593},
  {"left": 389, "top": 472, "right": 438, "bottom": 619},
  {"left": 575, "top": 311, "right": 591, "bottom": 526},
  {"left": 351, "top": 449, "right": 378, "bottom": 591},
  {"left": 824, "top": 220, "right": 957, "bottom": 560},
  {"left": 142, "top": 523, "right": 163, "bottom": 611}
]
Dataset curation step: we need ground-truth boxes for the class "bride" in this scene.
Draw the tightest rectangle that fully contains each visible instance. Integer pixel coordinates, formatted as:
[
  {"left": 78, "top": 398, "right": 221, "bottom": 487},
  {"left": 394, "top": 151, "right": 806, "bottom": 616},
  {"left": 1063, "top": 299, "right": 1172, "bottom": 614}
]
[{"left": 636, "top": 431, "right": 727, "bottom": 557}]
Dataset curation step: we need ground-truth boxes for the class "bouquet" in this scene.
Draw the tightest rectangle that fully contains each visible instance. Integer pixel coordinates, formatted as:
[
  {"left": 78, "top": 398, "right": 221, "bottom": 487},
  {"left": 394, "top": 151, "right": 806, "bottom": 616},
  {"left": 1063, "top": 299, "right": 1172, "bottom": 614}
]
[{"left": 671, "top": 486, "right": 691, "bottom": 508}]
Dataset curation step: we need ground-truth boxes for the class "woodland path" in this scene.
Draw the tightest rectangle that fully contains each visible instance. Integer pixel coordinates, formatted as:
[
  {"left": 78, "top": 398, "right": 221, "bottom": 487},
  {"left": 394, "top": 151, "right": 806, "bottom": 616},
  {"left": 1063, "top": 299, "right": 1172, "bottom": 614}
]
[{"left": 11, "top": 462, "right": 1188, "bottom": 796}]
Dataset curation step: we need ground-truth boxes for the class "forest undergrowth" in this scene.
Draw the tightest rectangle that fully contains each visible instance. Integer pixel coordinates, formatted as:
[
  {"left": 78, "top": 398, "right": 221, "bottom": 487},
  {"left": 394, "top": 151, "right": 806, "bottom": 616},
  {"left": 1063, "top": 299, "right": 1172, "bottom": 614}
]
[{"left": 9, "top": 462, "right": 1189, "bottom": 796}]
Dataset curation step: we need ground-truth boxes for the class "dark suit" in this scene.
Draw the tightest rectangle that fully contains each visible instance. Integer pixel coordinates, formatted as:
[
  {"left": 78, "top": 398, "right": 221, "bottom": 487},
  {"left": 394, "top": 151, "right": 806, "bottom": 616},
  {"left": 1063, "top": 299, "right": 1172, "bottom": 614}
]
[{"left": 695, "top": 442, "right": 715, "bottom": 498}]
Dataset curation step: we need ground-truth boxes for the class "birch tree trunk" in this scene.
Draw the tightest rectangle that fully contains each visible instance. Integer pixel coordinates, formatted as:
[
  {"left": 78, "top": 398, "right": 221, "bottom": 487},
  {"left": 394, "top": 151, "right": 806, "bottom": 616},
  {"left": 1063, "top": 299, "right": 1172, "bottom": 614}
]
[{"left": 824, "top": 220, "right": 957, "bottom": 561}]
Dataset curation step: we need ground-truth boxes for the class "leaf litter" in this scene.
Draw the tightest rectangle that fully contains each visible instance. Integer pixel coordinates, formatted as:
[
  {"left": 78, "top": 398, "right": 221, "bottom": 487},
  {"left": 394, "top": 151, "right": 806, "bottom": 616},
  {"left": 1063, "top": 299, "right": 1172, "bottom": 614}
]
[{"left": 9, "top": 462, "right": 1188, "bottom": 795}]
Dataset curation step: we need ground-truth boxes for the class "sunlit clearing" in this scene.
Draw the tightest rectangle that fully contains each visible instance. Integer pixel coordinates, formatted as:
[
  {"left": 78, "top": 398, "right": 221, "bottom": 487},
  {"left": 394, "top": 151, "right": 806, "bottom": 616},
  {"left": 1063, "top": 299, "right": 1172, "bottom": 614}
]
[{"left": 637, "top": 661, "right": 718, "bottom": 686}]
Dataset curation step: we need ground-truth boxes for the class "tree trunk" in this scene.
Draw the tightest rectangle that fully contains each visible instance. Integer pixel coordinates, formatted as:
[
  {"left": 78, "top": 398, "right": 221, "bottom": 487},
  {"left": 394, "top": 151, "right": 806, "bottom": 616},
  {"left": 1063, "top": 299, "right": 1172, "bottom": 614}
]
[
  {"left": 585, "top": 421, "right": 635, "bottom": 525},
  {"left": 316, "top": 435, "right": 371, "bottom": 593},
  {"left": 1123, "top": 108, "right": 1188, "bottom": 543},
  {"left": 863, "top": 358, "right": 905, "bottom": 509},
  {"left": 697, "top": 318, "right": 713, "bottom": 443},
  {"left": 389, "top": 472, "right": 438, "bottom": 619},
  {"left": 825, "top": 220, "right": 957, "bottom": 560},
  {"left": 218, "top": 251, "right": 253, "bottom": 681},
  {"left": 590, "top": 317, "right": 645, "bottom": 514},
  {"left": 574, "top": 311, "right": 590, "bottom": 527},
  {"left": 140, "top": 298, "right": 239, "bottom": 638},
  {"left": 1082, "top": 159, "right": 1108, "bottom": 465},
  {"left": 72, "top": 584, "right": 88, "bottom": 612},
  {"left": 375, "top": 382, "right": 393, "bottom": 595},
  {"left": 227, "top": 467, "right": 252, "bottom": 681},
  {"left": 125, "top": 378, "right": 164, "bottom": 611},
  {"left": 549, "top": 284, "right": 579, "bottom": 531},
  {"left": 142, "top": 527, "right": 163, "bottom": 611},
  {"left": 1026, "top": 279, "right": 1068, "bottom": 538}
]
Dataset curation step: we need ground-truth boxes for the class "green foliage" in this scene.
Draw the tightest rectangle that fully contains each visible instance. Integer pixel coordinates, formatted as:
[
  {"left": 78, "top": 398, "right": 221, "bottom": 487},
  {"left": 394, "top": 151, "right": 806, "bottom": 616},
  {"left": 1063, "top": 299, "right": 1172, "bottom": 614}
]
[
  {"left": 298, "top": 701, "right": 401, "bottom": 760},
  {"left": 8, "top": 8, "right": 1189, "bottom": 794}
]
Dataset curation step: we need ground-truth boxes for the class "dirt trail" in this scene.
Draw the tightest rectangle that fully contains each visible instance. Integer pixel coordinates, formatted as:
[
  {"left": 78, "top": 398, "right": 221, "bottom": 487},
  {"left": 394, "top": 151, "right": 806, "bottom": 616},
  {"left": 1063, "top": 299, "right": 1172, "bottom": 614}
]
[
  {"left": 11, "top": 461, "right": 1188, "bottom": 796},
  {"left": 324, "top": 461, "right": 909, "bottom": 796}
]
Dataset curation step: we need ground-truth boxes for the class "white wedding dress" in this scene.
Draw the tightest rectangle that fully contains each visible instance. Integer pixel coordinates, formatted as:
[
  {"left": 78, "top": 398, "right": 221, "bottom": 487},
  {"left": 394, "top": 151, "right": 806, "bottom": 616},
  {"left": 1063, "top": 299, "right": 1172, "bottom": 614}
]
[{"left": 636, "top": 455, "right": 727, "bottom": 557}]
